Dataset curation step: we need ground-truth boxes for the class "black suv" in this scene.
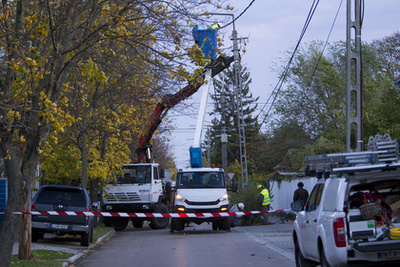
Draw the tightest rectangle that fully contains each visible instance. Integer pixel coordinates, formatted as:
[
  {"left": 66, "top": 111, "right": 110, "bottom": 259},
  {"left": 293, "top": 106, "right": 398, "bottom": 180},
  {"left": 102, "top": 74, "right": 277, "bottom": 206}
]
[{"left": 31, "top": 185, "right": 94, "bottom": 246}]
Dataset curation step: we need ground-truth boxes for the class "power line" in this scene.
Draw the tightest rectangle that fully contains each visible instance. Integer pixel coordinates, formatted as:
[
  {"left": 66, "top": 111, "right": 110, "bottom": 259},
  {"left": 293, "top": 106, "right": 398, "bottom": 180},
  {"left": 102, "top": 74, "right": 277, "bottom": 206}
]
[
  {"left": 257, "top": 0, "right": 321, "bottom": 130},
  {"left": 219, "top": 0, "right": 256, "bottom": 30}
]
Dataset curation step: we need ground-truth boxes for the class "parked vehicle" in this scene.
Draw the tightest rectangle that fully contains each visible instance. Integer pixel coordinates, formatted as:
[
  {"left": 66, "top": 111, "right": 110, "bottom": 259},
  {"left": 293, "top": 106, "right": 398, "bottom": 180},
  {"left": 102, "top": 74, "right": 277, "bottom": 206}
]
[
  {"left": 292, "top": 136, "right": 400, "bottom": 266},
  {"left": 31, "top": 185, "right": 94, "bottom": 246}
]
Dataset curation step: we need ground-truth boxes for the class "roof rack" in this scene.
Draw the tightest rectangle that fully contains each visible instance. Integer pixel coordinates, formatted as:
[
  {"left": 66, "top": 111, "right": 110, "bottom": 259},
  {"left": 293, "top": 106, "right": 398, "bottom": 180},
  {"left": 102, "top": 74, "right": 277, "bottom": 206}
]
[{"left": 306, "top": 134, "right": 399, "bottom": 173}]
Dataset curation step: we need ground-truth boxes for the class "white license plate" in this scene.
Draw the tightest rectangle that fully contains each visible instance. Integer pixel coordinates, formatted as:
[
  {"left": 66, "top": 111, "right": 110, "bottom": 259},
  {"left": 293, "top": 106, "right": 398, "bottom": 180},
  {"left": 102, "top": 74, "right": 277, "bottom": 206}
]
[
  {"left": 378, "top": 251, "right": 400, "bottom": 260},
  {"left": 51, "top": 224, "right": 68, "bottom": 230}
]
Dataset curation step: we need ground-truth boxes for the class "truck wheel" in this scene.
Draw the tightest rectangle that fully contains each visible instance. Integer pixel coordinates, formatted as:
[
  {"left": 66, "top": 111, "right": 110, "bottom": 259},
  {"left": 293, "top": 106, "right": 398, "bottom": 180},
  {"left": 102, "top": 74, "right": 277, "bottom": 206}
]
[
  {"left": 149, "top": 203, "right": 170, "bottom": 229},
  {"left": 319, "top": 245, "right": 332, "bottom": 267},
  {"left": 176, "top": 219, "right": 185, "bottom": 231},
  {"left": 212, "top": 221, "right": 218, "bottom": 230},
  {"left": 111, "top": 217, "right": 129, "bottom": 231},
  {"left": 132, "top": 219, "right": 144, "bottom": 228},
  {"left": 220, "top": 219, "right": 231, "bottom": 231},
  {"left": 295, "top": 239, "right": 316, "bottom": 267}
]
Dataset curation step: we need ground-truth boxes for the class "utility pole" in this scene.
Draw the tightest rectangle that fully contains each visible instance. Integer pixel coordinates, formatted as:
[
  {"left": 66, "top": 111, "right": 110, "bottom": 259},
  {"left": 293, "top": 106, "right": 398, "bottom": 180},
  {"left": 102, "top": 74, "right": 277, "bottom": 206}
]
[
  {"left": 232, "top": 22, "right": 250, "bottom": 206},
  {"left": 221, "top": 92, "right": 228, "bottom": 171},
  {"left": 346, "top": 0, "right": 363, "bottom": 152},
  {"left": 208, "top": 13, "right": 249, "bottom": 207}
]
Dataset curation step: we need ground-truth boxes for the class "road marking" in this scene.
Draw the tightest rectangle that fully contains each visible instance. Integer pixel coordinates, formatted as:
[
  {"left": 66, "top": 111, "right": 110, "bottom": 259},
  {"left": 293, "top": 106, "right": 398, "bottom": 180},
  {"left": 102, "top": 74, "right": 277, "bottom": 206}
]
[{"left": 236, "top": 228, "right": 295, "bottom": 263}]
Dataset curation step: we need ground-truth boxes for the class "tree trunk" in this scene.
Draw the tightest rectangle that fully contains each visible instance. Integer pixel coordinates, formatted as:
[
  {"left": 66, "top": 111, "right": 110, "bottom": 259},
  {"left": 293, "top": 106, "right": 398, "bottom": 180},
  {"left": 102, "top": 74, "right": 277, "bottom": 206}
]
[
  {"left": 0, "top": 158, "right": 27, "bottom": 266},
  {"left": 81, "top": 131, "right": 88, "bottom": 190},
  {"left": 18, "top": 188, "right": 32, "bottom": 260},
  {"left": 90, "top": 178, "right": 99, "bottom": 227}
]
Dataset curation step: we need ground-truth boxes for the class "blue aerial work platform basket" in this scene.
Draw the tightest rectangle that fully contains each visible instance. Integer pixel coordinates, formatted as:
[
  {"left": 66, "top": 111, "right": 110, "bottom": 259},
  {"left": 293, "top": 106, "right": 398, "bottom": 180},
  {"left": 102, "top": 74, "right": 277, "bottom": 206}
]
[
  {"left": 0, "top": 178, "right": 7, "bottom": 226},
  {"left": 190, "top": 147, "right": 203, "bottom": 168},
  {"left": 192, "top": 25, "right": 218, "bottom": 59}
]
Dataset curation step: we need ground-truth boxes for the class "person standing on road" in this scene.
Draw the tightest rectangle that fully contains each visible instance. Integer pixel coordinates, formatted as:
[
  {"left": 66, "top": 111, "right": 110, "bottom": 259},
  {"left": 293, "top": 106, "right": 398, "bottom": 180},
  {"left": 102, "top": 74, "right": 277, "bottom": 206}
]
[
  {"left": 293, "top": 182, "right": 309, "bottom": 206},
  {"left": 257, "top": 184, "right": 271, "bottom": 225}
]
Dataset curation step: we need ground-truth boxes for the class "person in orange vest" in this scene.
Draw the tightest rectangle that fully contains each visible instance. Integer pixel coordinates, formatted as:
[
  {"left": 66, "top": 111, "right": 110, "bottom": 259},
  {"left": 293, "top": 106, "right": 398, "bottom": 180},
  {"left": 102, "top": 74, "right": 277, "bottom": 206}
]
[{"left": 257, "top": 184, "right": 271, "bottom": 225}]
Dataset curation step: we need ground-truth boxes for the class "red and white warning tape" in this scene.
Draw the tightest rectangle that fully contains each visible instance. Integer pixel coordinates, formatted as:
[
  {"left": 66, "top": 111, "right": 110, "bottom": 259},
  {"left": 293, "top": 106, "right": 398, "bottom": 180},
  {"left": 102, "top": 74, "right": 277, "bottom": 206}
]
[{"left": 0, "top": 209, "right": 291, "bottom": 218}]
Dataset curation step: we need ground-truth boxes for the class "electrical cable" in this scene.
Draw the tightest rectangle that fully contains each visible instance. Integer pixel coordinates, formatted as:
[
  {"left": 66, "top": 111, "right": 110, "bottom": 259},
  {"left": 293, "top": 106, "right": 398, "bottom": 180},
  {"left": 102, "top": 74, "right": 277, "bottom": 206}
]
[
  {"left": 219, "top": 0, "right": 256, "bottom": 30},
  {"left": 257, "top": 0, "right": 320, "bottom": 130},
  {"left": 259, "top": 0, "right": 344, "bottom": 137}
]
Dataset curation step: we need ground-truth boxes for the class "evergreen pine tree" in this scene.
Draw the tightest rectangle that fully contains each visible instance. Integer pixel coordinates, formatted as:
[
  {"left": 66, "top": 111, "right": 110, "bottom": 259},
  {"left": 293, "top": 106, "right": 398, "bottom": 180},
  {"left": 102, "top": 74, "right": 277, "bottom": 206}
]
[{"left": 203, "top": 66, "right": 260, "bottom": 171}]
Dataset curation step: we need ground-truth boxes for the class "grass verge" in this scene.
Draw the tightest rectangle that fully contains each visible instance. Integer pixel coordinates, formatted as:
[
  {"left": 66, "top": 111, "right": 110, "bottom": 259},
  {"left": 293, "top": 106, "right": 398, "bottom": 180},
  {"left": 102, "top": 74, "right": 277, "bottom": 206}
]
[{"left": 10, "top": 226, "right": 113, "bottom": 267}]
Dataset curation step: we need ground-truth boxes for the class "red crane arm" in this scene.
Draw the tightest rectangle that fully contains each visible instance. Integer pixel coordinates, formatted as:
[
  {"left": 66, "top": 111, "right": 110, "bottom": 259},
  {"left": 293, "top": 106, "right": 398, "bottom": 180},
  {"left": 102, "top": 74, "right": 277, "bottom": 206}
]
[{"left": 137, "top": 55, "right": 234, "bottom": 163}]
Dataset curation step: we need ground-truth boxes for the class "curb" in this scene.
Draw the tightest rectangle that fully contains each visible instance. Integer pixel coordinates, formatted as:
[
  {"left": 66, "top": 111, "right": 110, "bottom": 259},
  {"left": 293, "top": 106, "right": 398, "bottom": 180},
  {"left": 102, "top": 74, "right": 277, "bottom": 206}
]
[{"left": 62, "top": 229, "right": 115, "bottom": 267}]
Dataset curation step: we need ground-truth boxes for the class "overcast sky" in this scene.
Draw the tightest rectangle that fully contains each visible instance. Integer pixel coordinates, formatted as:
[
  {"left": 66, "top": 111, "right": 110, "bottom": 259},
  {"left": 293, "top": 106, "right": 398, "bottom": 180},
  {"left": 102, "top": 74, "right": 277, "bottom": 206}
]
[{"left": 167, "top": 0, "right": 400, "bottom": 169}]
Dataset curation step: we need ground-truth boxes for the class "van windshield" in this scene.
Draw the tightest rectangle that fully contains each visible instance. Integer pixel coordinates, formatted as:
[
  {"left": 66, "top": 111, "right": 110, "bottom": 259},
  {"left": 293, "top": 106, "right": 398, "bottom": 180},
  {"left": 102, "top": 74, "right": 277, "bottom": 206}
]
[
  {"left": 177, "top": 172, "right": 225, "bottom": 188},
  {"left": 113, "top": 165, "right": 151, "bottom": 184}
]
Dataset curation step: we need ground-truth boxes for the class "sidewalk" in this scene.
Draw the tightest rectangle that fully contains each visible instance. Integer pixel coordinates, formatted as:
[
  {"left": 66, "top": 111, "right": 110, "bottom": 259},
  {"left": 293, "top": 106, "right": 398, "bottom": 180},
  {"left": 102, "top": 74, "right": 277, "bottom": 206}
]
[{"left": 12, "top": 230, "right": 115, "bottom": 266}]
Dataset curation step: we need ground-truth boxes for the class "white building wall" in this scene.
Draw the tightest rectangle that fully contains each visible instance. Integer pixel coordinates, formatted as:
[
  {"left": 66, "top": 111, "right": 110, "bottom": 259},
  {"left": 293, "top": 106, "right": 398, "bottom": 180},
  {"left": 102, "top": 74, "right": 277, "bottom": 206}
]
[{"left": 269, "top": 176, "right": 317, "bottom": 210}]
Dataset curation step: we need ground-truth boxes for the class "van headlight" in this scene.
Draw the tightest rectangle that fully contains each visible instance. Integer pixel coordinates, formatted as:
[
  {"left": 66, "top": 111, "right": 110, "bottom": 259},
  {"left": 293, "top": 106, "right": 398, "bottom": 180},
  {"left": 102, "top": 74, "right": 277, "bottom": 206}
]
[
  {"left": 176, "top": 194, "right": 185, "bottom": 202},
  {"left": 219, "top": 194, "right": 228, "bottom": 202}
]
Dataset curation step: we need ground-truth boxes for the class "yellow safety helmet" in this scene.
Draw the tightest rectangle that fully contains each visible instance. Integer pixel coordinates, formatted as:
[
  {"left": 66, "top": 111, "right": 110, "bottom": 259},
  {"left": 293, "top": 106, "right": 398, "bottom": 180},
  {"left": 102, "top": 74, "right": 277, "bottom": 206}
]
[
  {"left": 209, "top": 23, "right": 222, "bottom": 30},
  {"left": 257, "top": 184, "right": 262, "bottom": 190}
]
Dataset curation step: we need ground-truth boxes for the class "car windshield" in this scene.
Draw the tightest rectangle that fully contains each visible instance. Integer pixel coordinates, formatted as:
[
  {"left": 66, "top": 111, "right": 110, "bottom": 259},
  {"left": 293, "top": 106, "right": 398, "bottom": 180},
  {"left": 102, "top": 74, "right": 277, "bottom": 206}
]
[
  {"left": 35, "top": 188, "right": 87, "bottom": 207},
  {"left": 177, "top": 172, "right": 225, "bottom": 188},
  {"left": 114, "top": 165, "right": 151, "bottom": 184}
]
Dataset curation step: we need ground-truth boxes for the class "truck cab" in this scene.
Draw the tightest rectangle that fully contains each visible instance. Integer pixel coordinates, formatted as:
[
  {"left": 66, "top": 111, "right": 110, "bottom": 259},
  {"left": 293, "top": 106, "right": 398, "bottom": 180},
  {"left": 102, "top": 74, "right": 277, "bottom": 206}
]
[
  {"left": 102, "top": 163, "right": 169, "bottom": 231},
  {"left": 169, "top": 167, "right": 230, "bottom": 232}
]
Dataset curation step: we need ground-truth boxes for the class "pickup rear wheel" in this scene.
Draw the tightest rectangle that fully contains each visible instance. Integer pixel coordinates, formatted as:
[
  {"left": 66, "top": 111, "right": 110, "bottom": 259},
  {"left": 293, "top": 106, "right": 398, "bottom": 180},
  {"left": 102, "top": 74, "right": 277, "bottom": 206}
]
[
  {"left": 295, "top": 239, "right": 317, "bottom": 267},
  {"left": 111, "top": 217, "right": 129, "bottom": 231},
  {"left": 319, "top": 245, "right": 332, "bottom": 267},
  {"left": 149, "top": 203, "right": 170, "bottom": 229}
]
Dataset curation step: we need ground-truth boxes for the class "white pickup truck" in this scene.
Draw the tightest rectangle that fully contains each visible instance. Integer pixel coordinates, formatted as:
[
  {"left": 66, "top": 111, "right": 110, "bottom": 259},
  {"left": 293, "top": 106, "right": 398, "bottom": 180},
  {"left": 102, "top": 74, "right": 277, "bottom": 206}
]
[{"left": 292, "top": 146, "right": 400, "bottom": 266}]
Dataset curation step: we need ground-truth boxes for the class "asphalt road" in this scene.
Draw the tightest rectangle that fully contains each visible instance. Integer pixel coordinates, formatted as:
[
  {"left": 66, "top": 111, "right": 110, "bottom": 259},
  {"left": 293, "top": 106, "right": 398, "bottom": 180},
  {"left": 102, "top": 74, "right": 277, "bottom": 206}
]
[
  {"left": 13, "top": 217, "right": 295, "bottom": 266},
  {"left": 75, "top": 218, "right": 295, "bottom": 267}
]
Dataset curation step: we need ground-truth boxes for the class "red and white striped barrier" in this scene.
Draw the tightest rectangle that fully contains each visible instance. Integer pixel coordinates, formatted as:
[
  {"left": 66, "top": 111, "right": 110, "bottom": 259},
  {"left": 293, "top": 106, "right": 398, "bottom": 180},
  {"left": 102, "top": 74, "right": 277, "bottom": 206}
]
[{"left": 0, "top": 209, "right": 291, "bottom": 218}]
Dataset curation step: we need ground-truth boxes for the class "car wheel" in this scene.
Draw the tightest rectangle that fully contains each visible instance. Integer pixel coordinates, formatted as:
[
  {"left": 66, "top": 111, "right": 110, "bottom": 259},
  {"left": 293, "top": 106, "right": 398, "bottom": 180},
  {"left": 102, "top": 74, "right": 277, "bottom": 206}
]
[
  {"left": 149, "top": 203, "right": 170, "bottom": 229},
  {"left": 132, "top": 219, "right": 144, "bottom": 228},
  {"left": 111, "top": 217, "right": 129, "bottom": 231},
  {"left": 32, "top": 229, "right": 42, "bottom": 242},
  {"left": 295, "top": 239, "right": 317, "bottom": 267},
  {"left": 320, "top": 245, "right": 332, "bottom": 267},
  {"left": 81, "top": 230, "right": 91, "bottom": 247}
]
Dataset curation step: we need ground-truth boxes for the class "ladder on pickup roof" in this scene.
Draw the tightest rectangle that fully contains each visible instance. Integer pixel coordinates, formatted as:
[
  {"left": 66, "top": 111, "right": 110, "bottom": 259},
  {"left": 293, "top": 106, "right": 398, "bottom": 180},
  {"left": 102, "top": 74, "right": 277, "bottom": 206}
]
[{"left": 306, "top": 134, "right": 399, "bottom": 174}]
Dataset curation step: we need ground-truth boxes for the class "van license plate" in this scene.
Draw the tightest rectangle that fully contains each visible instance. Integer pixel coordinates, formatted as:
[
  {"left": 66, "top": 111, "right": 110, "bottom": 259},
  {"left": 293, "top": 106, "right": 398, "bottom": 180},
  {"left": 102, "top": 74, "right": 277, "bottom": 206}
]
[
  {"left": 379, "top": 251, "right": 400, "bottom": 260},
  {"left": 51, "top": 224, "right": 68, "bottom": 230}
]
